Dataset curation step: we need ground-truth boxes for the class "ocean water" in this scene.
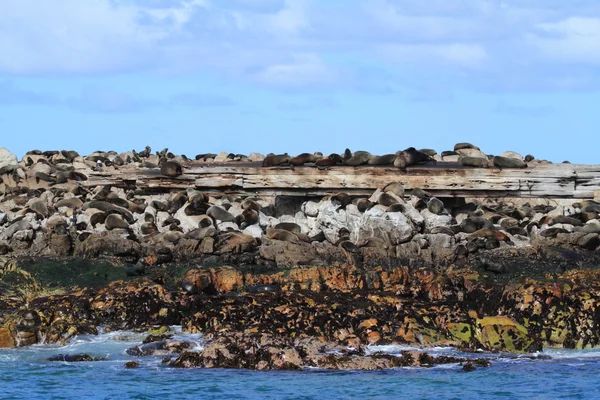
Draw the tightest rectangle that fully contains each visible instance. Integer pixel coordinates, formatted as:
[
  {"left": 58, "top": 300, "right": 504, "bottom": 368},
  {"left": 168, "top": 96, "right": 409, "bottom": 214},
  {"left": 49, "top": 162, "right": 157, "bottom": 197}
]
[{"left": 1, "top": 329, "right": 599, "bottom": 400}]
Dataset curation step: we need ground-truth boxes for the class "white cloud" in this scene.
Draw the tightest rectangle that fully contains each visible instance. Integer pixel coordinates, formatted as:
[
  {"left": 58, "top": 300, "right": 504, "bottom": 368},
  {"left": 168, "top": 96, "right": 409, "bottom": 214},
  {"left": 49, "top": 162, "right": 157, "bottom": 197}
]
[
  {"left": 253, "top": 53, "right": 339, "bottom": 88},
  {"left": 0, "top": 0, "right": 204, "bottom": 74},
  {"left": 2, "top": 0, "right": 600, "bottom": 92},
  {"left": 530, "top": 17, "right": 600, "bottom": 64}
]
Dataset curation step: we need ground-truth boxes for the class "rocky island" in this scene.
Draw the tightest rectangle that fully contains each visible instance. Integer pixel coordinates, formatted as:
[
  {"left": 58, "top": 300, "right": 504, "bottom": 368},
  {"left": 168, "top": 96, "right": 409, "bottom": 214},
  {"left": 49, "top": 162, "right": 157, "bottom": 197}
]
[{"left": 1, "top": 145, "right": 600, "bottom": 371}]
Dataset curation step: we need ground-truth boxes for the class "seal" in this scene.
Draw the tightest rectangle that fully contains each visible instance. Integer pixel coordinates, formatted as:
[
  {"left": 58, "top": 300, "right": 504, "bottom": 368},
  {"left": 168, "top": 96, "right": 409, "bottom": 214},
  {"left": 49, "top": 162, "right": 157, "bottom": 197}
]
[
  {"left": 105, "top": 213, "right": 129, "bottom": 230},
  {"left": 454, "top": 142, "right": 480, "bottom": 151},
  {"left": 492, "top": 156, "right": 527, "bottom": 169},
  {"left": 140, "top": 222, "right": 159, "bottom": 236},
  {"left": 55, "top": 197, "right": 83, "bottom": 209},
  {"left": 206, "top": 205, "right": 235, "bottom": 223},
  {"left": 454, "top": 217, "right": 494, "bottom": 233},
  {"left": 262, "top": 153, "right": 290, "bottom": 167},
  {"left": 289, "top": 153, "right": 321, "bottom": 166},
  {"left": 315, "top": 154, "right": 343, "bottom": 169},
  {"left": 367, "top": 154, "right": 396, "bottom": 166},
  {"left": 419, "top": 149, "right": 437, "bottom": 157},
  {"left": 237, "top": 208, "right": 259, "bottom": 228},
  {"left": 241, "top": 199, "right": 261, "bottom": 212},
  {"left": 377, "top": 192, "right": 400, "bottom": 207},
  {"left": 354, "top": 198, "right": 374, "bottom": 212},
  {"left": 383, "top": 182, "right": 405, "bottom": 198},
  {"left": 459, "top": 156, "right": 489, "bottom": 168},
  {"left": 394, "top": 147, "right": 436, "bottom": 170},
  {"left": 329, "top": 192, "right": 352, "bottom": 208},
  {"left": 266, "top": 228, "right": 300, "bottom": 243},
  {"left": 159, "top": 159, "right": 183, "bottom": 177},
  {"left": 338, "top": 240, "right": 361, "bottom": 253},
  {"left": 344, "top": 151, "right": 372, "bottom": 166},
  {"left": 386, "top": 203, "right": 405, "bottom": 213},
  {"left": 410, "top": 188, "right": 431, "bottom": 199},
  {"left": 274, "top": 222, "right": 302, "bottom": 233},
  {"left": 426, "top": 198, "right": 445, "bottom": 215},
  {"left": 186, "top": 226, "right": 218, "bottom": 240}
]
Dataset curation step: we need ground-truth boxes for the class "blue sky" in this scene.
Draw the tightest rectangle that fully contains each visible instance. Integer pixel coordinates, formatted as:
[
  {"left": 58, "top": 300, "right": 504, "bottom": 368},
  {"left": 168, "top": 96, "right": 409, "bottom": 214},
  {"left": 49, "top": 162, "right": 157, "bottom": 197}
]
[{"left": 1, "top": 0, "right": 599, "bottom": 163}]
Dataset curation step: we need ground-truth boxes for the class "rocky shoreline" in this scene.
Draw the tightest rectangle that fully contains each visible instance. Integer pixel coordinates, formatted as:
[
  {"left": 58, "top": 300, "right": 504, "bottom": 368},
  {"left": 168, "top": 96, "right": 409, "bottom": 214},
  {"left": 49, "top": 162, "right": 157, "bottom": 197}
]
[{"left": 1, "top": 145, "right": 600, "bottom": 370}]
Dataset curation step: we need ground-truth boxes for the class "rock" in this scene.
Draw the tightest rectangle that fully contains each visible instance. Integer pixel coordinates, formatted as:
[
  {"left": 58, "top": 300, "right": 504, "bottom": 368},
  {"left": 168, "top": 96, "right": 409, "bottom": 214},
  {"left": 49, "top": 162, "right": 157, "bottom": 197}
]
[
  {"left": 243, "top": 224, "right": 264, "bottom": 238},
  {"left": 456, "top": 148, "right": 487, "bottom": 159},
  {"left": 124, "top": 361, "right": 140, "bottom": 368},
  {"left": 426, "top": 198, "right": 445, "bottom": 215},
  {"left": 474, "top": 316, "right": 538, "bottom": 353},
  {"left": 355, "top": 206, "right": 414, "bottom": 245},
  {"left": 0, "top": 326, "right": 15, "bottom": 348},
  {"left": 247, "top": 152, "right": 265, "bottom": 162},
  {"left": 500, "top": 151, "right": 523, "bottom": 160},
  {"left": 301, "top": 201, "right": 319, "bottom": 218},
  {"left": 421, "top": 209, "right": 452, "bottom": 230},
  {"left": 47, "top": 353, "right": 105, "bottom": 362},
  {"left": 0, "top": 148, "right": 18, "bottom": 169},
  {"left": 74, "top": 231, "right": 141, "bottom": 260}
]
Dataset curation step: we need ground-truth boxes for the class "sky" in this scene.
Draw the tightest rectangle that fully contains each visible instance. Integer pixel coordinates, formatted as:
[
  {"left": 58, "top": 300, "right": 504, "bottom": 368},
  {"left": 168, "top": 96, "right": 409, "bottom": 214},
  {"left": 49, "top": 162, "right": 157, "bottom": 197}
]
[{"left": 1, "top": 0, "right": 599, "bottom": 163}]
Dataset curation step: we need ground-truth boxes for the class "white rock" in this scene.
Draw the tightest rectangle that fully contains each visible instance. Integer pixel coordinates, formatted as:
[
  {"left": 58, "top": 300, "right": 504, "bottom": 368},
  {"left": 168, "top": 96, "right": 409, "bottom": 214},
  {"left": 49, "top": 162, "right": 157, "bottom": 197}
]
[
  {"left": 456, "top": 148, "right": 487, "bottom": 159},
  {"left": 316, "top": 200, "right": 348, "bottom": 243},
  {"left": 402, "top": 203, "right": 425, "bottom": 230},
  {"left": 248, "top": 152, "right": 265, "bottom": 162},
  {"left": 243, "top": 224, "right": 264, "bottom": 238},
  {"left": 500, "top": 151, "right": 523, "bottom": 160},
  {"left": 12, "top": 229, "right": 33, "bottom": 241},
  {"left": 301, "top": 200, "right": 319, "bottom": 217},
  {"left": 279, "top": 214, "right": 297, "bottom": 223},
  {"left": 155, "top": 211, "right": 172, "bottom": 232},
  {"left": 0, "top": 148, "right": 18, "bottom": 169},
  {"left": 259, "top": 212, "right": 278, "bottom": 229},
  {"left": 218, "top": 221, "right": 238, "bottom": 231},
  {"left": 442, "top": 155, "right": 459, "bottom": 162},
  {"left": 174, "top": 202, "right": 211, "bottom": 232},
  {"left": 368, "top": 189, "right": 383, "bottom": 204},
  {"left": 421, "top": 209, "right": 453, "bottom": 229},
  {"left": 214, "top": 152, "right": 229, "bottom": 162},
  {"left": 352, "top": 207, "right": 415, "bottom": 245}
]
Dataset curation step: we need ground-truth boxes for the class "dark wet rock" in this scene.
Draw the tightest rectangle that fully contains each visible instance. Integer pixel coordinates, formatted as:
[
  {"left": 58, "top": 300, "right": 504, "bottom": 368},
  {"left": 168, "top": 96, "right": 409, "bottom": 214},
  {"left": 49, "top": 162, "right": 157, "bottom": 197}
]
[
  {"left": 74, "top": 231, "right": 141, "bottom": 261},
  {"left": 127, "top": 339, "right": 194, "bottom": 356},
  {"left": 47, "top": 353, "right": 106, "bottom": 362},
  {"left": 124, "top": 361, "right": 140, "bottom": 368}
]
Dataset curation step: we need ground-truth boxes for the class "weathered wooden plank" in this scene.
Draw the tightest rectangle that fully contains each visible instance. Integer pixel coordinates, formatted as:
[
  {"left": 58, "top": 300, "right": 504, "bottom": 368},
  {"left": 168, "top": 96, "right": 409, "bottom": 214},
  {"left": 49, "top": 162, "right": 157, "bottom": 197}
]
[{"left": 3, "top": 161, "right": 600, "bottom": 199}]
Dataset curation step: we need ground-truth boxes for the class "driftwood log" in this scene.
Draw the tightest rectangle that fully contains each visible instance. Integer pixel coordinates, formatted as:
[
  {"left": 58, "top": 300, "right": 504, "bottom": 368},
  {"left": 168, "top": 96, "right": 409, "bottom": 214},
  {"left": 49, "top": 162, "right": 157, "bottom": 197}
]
[{"left": 2, "top": 161, "right": 600, "bottom": 199}]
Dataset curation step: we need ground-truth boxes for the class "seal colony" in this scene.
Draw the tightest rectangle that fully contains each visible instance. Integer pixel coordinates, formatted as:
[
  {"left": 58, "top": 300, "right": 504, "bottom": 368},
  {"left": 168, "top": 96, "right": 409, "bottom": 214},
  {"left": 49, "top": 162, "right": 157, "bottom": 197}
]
[{"left": 1, "top": 144, "right": 600, "bottom": 370}]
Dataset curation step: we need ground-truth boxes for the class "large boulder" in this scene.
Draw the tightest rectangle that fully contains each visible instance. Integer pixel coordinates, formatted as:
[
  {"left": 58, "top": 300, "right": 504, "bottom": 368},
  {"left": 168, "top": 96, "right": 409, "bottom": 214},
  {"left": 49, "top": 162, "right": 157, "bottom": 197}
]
[
  {"left": 73, "top": 231, "right": 141, "bottom": 260},
  {"left": 353, "top": 206, "right": 415, "bottom": 245},
  {"left": 0, "top": 148, "right": 18, "bottom": 169}
]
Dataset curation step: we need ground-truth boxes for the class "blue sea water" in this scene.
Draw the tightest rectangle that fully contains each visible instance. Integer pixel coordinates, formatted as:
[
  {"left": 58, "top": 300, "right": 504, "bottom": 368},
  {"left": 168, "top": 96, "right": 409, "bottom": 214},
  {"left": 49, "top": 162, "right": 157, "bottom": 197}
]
[{"left": 1, "top": 329, "right": 599, "bottom": 400}]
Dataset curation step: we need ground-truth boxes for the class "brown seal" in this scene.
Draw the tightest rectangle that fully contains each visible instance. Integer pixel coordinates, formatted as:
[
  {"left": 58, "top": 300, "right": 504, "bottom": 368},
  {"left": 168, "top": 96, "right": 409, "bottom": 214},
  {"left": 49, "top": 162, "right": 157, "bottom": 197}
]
[
  {"left": 394, "top": 147, "right": 436, "bottom": 170},
  {"left": 460, "top": 156, "right": 489, "bottom": 168},
  {"left": 344, "top": 151, "right": 372, "bottom": 166},
  {"left": 454, "top": 142, "right": 480, "bottom": 151},
  {"left": 492, "top": 156, "right": 527, "bottom": 169},
  {"left": 315, "top": 154, "right": 343, "bottom": 169},
  {"left": 274, "top": 222, "right": 302, "bottom": 233},
  {"left": 159, "top": 159, "right": 183, "bottom": 177},
  {"left": 289, "top": 153, "right": 322, "bottom": 166},
  {"left": 367, "top": 154, "right": 396, "bottom": 166},
  {"left": 262, "top": 153, "right": 291, "bottom": 167}
]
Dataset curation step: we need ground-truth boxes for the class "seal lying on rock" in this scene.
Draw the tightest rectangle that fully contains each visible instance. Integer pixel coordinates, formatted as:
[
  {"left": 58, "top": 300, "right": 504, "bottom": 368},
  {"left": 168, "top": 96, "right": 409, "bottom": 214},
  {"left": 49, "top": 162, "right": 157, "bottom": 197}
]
[
  {"left": 492, "top": 156, "right": 527, "bottom": 169},
  {"left": 394, "top": 148, "right": 436, "bottom": 170}
]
